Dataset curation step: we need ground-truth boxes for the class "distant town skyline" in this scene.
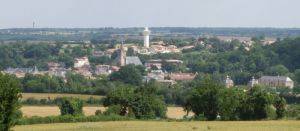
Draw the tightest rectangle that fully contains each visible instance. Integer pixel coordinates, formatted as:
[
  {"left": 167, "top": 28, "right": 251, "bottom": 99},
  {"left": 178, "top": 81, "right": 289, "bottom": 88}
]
[{"left": 0, "top": 0, "right": 300, "bottom": 28}]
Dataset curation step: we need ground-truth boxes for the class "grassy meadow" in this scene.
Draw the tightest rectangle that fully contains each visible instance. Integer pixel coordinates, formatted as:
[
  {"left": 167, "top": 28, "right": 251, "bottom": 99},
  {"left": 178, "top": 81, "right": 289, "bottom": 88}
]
[{"left": 14, "top": 121, "right": 300, "bottom": 131}]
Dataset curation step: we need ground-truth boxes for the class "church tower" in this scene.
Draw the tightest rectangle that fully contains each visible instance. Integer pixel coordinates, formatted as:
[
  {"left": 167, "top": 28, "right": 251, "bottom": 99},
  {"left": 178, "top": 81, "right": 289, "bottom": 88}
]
[{"left": 119, "top": 41, "right": 126, "bottom": 66}]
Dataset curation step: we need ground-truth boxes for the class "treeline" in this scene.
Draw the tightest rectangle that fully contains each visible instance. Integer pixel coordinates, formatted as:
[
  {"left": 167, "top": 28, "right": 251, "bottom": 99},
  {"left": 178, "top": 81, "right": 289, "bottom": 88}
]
[
  {"left": 2, "top": 28, "right": 300, "bottom": 41},
  {"left": 17, "top": 63, "right": 300, "bottom": 107},
  {"left": 185, "top": 78, "right": 286, "bottom": 120},
  {"left": 21, "top": 97, "right": 103, "bottom": 106},
  {"left": 0, "top": 73, "right": 299, "bottom": 130},
  {"left": 0, "top": 42, "right": 112, "bottom": 70}
]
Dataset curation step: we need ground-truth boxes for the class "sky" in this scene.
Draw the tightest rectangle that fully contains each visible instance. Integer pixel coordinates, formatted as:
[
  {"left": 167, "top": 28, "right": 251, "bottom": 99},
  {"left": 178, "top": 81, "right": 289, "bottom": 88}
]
[{"left": 0, "top": 0, "right": 300, "bottom": 28}]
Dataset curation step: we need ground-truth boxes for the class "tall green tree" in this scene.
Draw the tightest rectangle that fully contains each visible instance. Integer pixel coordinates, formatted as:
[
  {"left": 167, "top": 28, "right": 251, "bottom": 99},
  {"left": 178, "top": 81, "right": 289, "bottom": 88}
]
[
  {"left": 109, "top": 64, "right": 144, "bottom": 86},
  {"left": 0, "top": 73, "right": 22, "bottom": 131},
  {"left": 188, "top": 77, "right": 224, "bottom": 120},
  {"left": 103, "top": 86, "right": 135, "bottom": 116},
  {"left": 273, "top": 96, "right": 286, "bottom": 119}
]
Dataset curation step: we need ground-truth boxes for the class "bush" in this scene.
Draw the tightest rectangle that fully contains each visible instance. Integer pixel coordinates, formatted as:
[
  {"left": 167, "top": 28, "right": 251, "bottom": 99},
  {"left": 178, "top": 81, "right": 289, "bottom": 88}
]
[
  {"left": 21, "top": 97, "right": 103, "bottom": 106},
  {"left": 95, "top": 110, "right": 102, "bottom": 116},
  {"left": 58, "top": 98, "right": 83, "bottom": 116},
  {"left": 286, "top": 104, "right": 300, "bottom": 119},
  {"left": 273, "top": 97, "right": 286, "bottom": 119},
  {"left": 17, "top": 114, "right": 132, "bottom": 125},
  {"left": 104, "top": 105, "right": 122, "bottom": 115},
  {"left": 23, "top": 97, "right": 39, "bottom": 105},
  {"left": 266, "top": 106, "right": 277, "bottom": 120}
]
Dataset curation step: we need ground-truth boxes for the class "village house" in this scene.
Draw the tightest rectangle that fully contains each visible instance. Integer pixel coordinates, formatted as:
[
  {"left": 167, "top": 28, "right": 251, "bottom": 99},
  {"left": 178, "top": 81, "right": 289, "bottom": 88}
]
[
  {"left": 47, "top": 62, "right": 69, "bottom": 78},
  {"left": 258, "top": 76, "right": 294, "bottom": 89},
  {"left": 145, "top": 61, "right": 162, "bottom": 70},
  {"left": 145, "top": 70, "right": 165, "bottom": 81},
  {"left": 73, "top": 57, "right": 92, "bottom": 78},
  {"left": 3, "top": 66, "right": 40, "bottom": 78},
  {"left": 95, "top": 65, "right": 112, "bottom": 76},
  {"left": 92, "top": 50, "right": 106, "bottom": 57},
  {"left": 166, "top": 72, "right": 197, "bottom": 81}
]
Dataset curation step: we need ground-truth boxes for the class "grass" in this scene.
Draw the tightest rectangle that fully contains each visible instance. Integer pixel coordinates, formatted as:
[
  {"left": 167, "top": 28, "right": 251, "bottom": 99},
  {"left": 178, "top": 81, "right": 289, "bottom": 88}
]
[
  {"left": 21, "top": 93, "right": 103, "bottom": 100},
  {"left": 13, "top": 121, "right": 300, "bottom": 131},
  {"left": 21, "top": 106, "right": 191, "bottom": 119}
]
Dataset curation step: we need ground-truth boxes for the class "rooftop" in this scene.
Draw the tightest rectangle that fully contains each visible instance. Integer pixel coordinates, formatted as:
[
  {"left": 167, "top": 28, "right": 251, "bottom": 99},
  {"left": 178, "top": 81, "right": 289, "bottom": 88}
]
[{"left": 126, "top": 56, "right": 142, "bottom": 65}]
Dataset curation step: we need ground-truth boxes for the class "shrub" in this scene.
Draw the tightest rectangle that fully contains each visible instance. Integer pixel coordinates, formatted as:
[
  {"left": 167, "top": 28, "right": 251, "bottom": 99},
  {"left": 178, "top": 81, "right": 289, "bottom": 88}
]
[
  {"left": 58, "top": 98, "right": 83, "bottom": 116},
  {"left": 95, "top": 110, "right": 102, "bottom": 116},
  {"left": 266, "top": 106, "right": 277, "bottom": 120},
  {"left": 273, "top": 97, "right": 286, "bottom": 119},
  {"left": 286, "top": 104, "right": 300, "bottom": 119},
  {"left": 39, "top": 99, "right": 48, "bottom": 105},
  {"left": 24, "top": 97, "right": 39, "bottom": 105},
  {"left": 104, "top": 105, "right": 122, "bottom": 115},
  {"left": 17, "top": 115, "right": 132, "bottom": 125}
]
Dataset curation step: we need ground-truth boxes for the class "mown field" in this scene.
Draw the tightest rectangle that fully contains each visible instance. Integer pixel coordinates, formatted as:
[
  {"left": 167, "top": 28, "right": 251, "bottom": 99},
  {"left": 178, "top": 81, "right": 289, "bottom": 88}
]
[
  {"left": 21, "top": 106, "right": 191, "bottom": 119},
  {"left": 21, "top": 93, "right": 103, "bottom": 100},
  {"left": 14, "top": 121, "right": 300, "bottom": 131}
]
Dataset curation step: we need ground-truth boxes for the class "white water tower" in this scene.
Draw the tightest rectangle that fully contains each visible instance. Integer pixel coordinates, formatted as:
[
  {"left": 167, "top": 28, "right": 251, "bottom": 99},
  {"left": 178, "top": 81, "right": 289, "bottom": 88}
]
[{"left": 143, "top": 27, "right": 150, "bottom": 48}]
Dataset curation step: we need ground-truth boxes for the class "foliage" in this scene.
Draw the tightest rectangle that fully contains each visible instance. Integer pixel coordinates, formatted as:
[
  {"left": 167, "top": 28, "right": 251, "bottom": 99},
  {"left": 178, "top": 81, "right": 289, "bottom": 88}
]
[
  {"left": 273, "top": 96, "right": 286, "bottom": 119},
  {"left": 21, "top": 97, "right": 103, "bottom": 106},
  {"left": 109, "top": 64, "right": 144, "bottom": 86},
  {"left": 17, "top": 114, "right": 132, "bottom": 125},
  {"left": 104, "top": 105, "right": 123, "bottom": 116},
  {"left": 0, "top": 73, "right": 22, "bottom": 131},
  {"left": 286, "top": 104, "right": 300, "bottom": 118},
  {"left": 58, "top": 98, "right": 83, "bottom": 116},
  {"left": 103, "top": 84, "right": 167, "bottom": 119},
  {"left": 218, "top": 88, "right": 242, "bottom": 120},
  {"left": 95, "top": 110, "right": 102, "bottom": 116},
  {"left": 187, "top": 78, "right": 282, "bottom": 121},
  {"left": 265, "top": 65, "right": 289, "bottom": 76},
  {"left": 131, "top": 85, "right": 167, "bottom": 119},
  {"left": 188, "top": 77, "right": 224, "bottom": 120}
]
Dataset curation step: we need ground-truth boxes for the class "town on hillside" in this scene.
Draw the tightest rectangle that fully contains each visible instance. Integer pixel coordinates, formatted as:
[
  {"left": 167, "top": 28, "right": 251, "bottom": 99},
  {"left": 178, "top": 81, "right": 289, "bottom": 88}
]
[{"left": 1, "top": 27, "right": 295, "bottom": 90}]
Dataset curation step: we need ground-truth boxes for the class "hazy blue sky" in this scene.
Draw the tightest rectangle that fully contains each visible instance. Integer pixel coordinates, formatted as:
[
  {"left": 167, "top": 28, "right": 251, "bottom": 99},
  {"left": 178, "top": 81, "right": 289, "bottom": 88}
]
[{"left": 0, "top": 0, "right": 299, "bottom": 28}]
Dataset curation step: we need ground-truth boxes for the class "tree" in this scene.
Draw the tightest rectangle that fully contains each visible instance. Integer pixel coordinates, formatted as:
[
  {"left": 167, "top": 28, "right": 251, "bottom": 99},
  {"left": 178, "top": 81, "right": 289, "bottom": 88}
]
[
  {"left": 131, "top": 85, "right": 167, "bottom": 119},
  {"left": 265, "top": 65, "right": 289, "bottom": 76},
  {"left": 109, "top": 64, "right": 144, "bottom": 86},
  {"left": 218, "top": 88, "right": 242, "bottom": 120},
  {"left": 58, "top": 98, "right": 83, "bottom": 116},
  {"left": 188, "top": 77, "right": 224, "bottom": 120},
  {"left": 103, "top": 86, "right": 135, "bottom": 116},
  {"left": 239, "top": 86, "right": 274, "bottom": 120},
  {"left": 103, "top": 84, "right": 167, "bottom": 119},
  {"left": 273, "top": 96, "right": 286, "bottom": 119},
  {"left": 294, "top": 69, "right": 300, "bottom": 85},
  {"left": 0, "top": 73, "right": 22, "bottom": 131}
]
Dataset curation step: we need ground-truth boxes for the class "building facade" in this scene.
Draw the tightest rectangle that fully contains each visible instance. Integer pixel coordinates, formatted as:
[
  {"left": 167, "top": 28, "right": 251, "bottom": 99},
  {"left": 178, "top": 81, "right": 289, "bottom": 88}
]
[{"left": 258, "top": 76, "right": 294, "bottom": 89}]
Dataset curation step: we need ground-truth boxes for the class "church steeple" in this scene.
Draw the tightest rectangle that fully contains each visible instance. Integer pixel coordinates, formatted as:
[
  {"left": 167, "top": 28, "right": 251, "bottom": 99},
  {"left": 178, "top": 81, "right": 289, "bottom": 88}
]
[{"left": 119, "top": 40, "right": 126, "bottom": 66}]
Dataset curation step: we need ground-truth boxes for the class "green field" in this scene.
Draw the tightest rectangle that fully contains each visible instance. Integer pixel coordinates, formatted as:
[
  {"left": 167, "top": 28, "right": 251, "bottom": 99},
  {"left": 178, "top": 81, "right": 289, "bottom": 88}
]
[{"left": 14, "top": 121, "right": 300, "bottom": 131}]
